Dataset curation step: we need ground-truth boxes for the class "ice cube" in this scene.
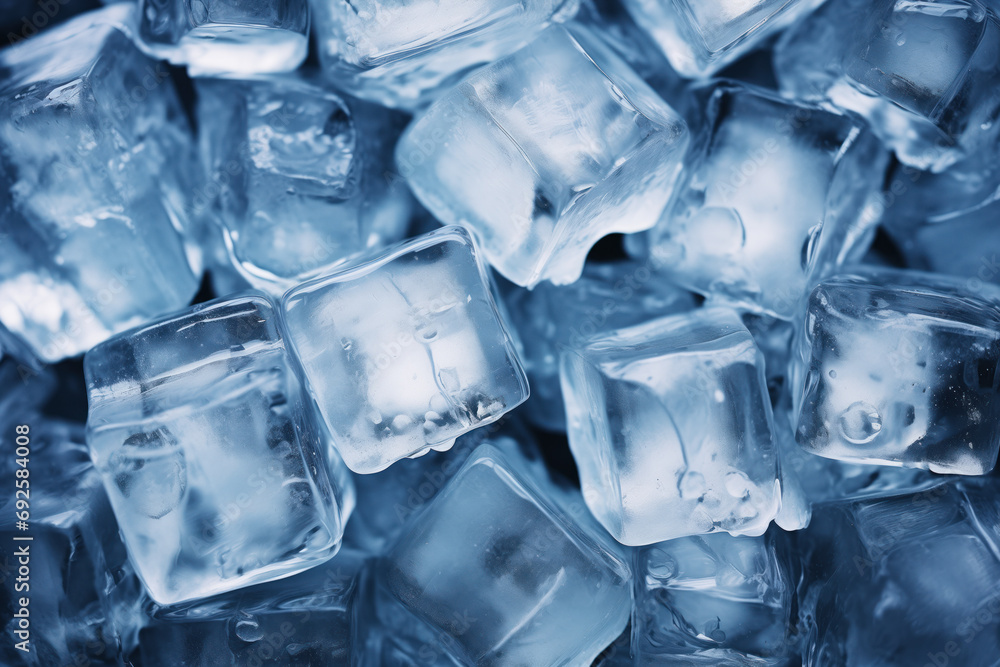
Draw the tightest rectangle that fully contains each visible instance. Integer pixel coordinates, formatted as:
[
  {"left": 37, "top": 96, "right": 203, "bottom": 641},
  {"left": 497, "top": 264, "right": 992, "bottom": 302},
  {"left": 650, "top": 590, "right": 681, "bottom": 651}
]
[
  {"left": 380, "top": 443, "right": 631, "bottom": 666},
  {"left": 792, "top": 267, "right": 1000, "bottom": 475},
  {"left": 397, "top": 24, "right": 691, "bottom": 288},
  {"left": 138, "top": 548, "right": 367, "bottom": 666},
  {"left": 636, "top": 82, "right": 888, "bottom": 319},
  {"left": 775, "top": 0, "right": 1000, "bottom": 171},
  {"left": 0, "top": 5, "right": 200, "bottom": 363},
  {"left": 503, "top": 261, "right": 695, "bottom": 431},
  {"left": 85, "top": 293, "right": 354, "bottom": 605},
  {"left": 281, "top": 227, "right": 529, "bottom": 474},
  {"left": 310, "top": 0, "right": 578, "bottom": 109},
  {"left": 622, "top": 0, "right": 827, "bottom": 78},
  {"left": 0, "top": 418, "right": 143, "bottom": 666},
  {"left": 561, "top": 307, "right": 781, "bottom": 546},
  {"left": 195, "top": 75, "right": 413, "bottom": 295},
  {"left": 798, "top": 481, "right": 1000, "bottom": 665},
  {"left": 136, "top": 0, "right": 308, "bottom": 76},
  {"left": 634, "top": 531, "right": 793, "bottom": 664}
]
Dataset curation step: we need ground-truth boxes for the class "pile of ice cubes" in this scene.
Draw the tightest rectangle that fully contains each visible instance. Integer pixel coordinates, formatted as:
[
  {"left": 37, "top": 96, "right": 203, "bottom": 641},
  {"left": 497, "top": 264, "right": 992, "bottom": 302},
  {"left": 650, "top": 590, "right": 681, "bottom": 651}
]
[{"left": 1, "top": 0, "right": 1000, "bottom": 664}]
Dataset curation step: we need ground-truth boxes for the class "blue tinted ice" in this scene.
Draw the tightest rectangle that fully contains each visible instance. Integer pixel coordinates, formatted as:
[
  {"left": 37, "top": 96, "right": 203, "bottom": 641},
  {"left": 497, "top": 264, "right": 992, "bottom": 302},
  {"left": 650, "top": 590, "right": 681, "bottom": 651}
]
[
  {"left": 138, "top": 548, "right": 366, "bottom": 665},
  {"left": 310, "top": 0, "right": 577, "bottom": 109},
  {"left": 137, "top": 0, "right": 308, "bottom": 76},
  {"left": 380, "top": 443, "right": 631, "bottom": 666},
  {"left": 792, "top": 268, "right": 1000, "bottom": 475},
  {"left": 634, "top": 532, "right": 793, "bottom": 664},
  {"left": 0, "top": 5, "right": 199, "bottom": 362},
  {"left": 776, "top": 0, "right": 1000, "bottom": 171},
  {"left": 0, "top": 418, "right": 143, "bottom": 666},
  {"left": 504, "top": 261, "right": 695, "bottom": 431},
  {"left": 84, "top": 293, "right": 354, "bottom": 605},
  {"left": 622, "top": 0, "right": 826, "bottom": 77},
  {"left": 195, "top": 75, "right": 412, "bottom": 294},
  {"left": 397, "top": 24, "right": 691, "bottom": 288},
  {"left": 281, "top": 227, "right": 528, "bottom": 474},
  {"left": 636, "top": 82, "right": 888, "bottom": 319},
  {"left": 561, "top": 307, "right": 781, "bottom": 545},
  {"left": 798, "top": 481, "right": 1000, "bottom": 665}
]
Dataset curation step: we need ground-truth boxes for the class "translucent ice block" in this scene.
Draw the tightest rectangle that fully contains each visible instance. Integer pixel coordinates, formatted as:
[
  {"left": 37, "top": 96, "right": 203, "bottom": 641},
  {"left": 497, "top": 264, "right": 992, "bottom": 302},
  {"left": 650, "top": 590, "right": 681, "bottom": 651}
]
[
  {"left": 195, "top": 75, "right": 412, "bottom": 294},
  {"left": 561, "top": 307, "right": 781, "bottom": 546},
  {"left": 137, "top": 0, "right": 308, "bottom": 76},
  {"left": 0, "top": 5, "right": 200, "bottom": 362},
  {"left": 0, "top": 419, "right": 142, "bottom": 666},
  {"left": 622, "top": 0, "right": 826, "bottom": 77},
  {"left": 775, "top": 0, "right": 1000, "bottom": 171},
  {"left": 310, "top": 0, "right": 577, "bottom": 109},
  {"left": 281, "top": 227, "right": 529, "bottom": 474},
  {"left": 85, "top": 293, "right": 353, "bottom": 605},
  {"left": 380, "top": 443, "right": 631, "bottom": 666},
  {"left": 633, "top": 532, "right": 793, "bottom": 664},
  {"left": 504, "top": 261, "right": 695, "bottom": 431},
  {"left": 397, "top": 25, "right": 691, "bottom": 288},
  {"left": 139, "top": 548, "right": 366, "bottom": 666},
  {"left": 798, "top": 481, "right": 1000, "bottom": 666},
  {"left": 792, "top": 268, "right": 1000, "bottom": 474},
  {"left": 638, "top": 82, "right": 888, "bottom": 319}
]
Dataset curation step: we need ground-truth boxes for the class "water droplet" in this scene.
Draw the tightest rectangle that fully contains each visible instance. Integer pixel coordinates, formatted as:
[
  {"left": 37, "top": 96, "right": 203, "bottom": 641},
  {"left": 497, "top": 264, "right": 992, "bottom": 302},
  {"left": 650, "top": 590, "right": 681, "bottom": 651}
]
[
  {"left": 646, "top": 548, "right": 678, "bottom": 580},
  {"left": 838, "top": 402, "right": 882, "bottom": 444},
  {"left": 828, "top": 369, "right": 837, "bottom": 379},
  {"left": 724, "top": 471, "right": 752, "bottom": 498},
  {"left": 234, "top": 614, "right": 264, "bottom": 642}
]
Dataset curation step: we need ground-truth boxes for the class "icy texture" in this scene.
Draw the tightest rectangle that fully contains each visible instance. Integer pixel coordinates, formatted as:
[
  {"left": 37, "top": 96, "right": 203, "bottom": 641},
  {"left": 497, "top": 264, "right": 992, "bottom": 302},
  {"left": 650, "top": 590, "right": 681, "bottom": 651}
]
[
  {"left": 281, "top": 227, "right": 528, "bottom": 474},
  {"left": 0, "top": 419, "right": 142, "bottom": 666},
  {"left": 775, "top": 0, "right": 1000, "bottom": 172},
  {"left": 196, "top": 75, "right": 412, "bottom": 294},
  {"left": 136, "top": 0, "right": 308, "bottom": 76},
  {"left": 398, "top": 25, "right": 691, "bottom": 288},
  {"left": 634, "top": 532, "right": 793, "bottom": 664},
  {"left": 799, "top": 481, "right": 1000, "bottom": 666},
  {"left": 311, "top": 0, "right": 577, "bottom": 109},
  {"left": 380, "top": 443, "right": 631, "bottom": 666},
  {"left": 792, "top": 268, "right": 1000, "bottom": 475},
  {"left": 622, "top": 0, "right": 826, "bottom": 78},
  {"left": 639, "top": 83, "right": 887, "bottom": 319},
  {"left": 0, "top": 5, "right": 199, "bottom": 363},
  {"left": 884, "top": 197, "right": 1000, "bottom": 288},
  {"left": 85, "top": 294, "right": 353, "bottom": 605},
  {"left": 139, "top": 549, "right": 366, "bottom": 666},
  {"left": 561, "top": 307, "right": 781, "bottom": 546},
  {"left": 504, "top": 261, "right": 695, "bottom": 431}
]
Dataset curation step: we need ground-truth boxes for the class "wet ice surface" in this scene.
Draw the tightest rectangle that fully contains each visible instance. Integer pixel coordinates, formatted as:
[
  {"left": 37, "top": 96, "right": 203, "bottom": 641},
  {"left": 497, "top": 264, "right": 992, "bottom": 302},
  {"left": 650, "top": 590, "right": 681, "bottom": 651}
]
[{"left": 5, "top": 0, "right": 1000, "bottom": 664}]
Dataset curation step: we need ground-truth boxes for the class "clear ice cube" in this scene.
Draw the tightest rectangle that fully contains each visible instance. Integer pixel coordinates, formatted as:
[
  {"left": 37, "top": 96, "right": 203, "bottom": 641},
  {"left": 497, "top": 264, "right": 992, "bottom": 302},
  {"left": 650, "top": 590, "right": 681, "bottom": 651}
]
[
  {"left": 561, "top": 307, "right": 781, "bottom": 546},
  {"left": 0, "top": 418, "right": 142, "bottom": 666},
  {"left": 397, "top": 24, "right": 691, "bottom": 288},
  {"left": 503, "top": 261, "right": 695, "bottom": 431},
  {"left": 637, "top": 82, "right": 888, "bottom": 319},
  {"left": 85, "top": 293, "right": 354, "bottom": 605},
  {"left": 310, "top": 0, "right": 578, "bottom": 109},
  {"left": 195, "top": 75, "right": 413, "bottom": 294},
  {"left": 138, "top": 548, "right": 366, "bottom": 665},
  {"left": 380, "top": 443, "right": 632, "bottom": 666},
  {"left": 136, "top": 0, "right": 309, "bottom": 76},
  {"left": 792, "top": 267, "right": 1000, "bottom": 474},
  {"left": 775, "top": 0, "right": 1000, "bottom": 171},
  {"left": 0, "top": 5, "right": 200, "bottom": 362},
  {"left": 798, "top": 481, "right": 1000, "bottom": 665},
  {"left": 633, "top": 532, "right": 793, "bottom": 664},
  {"left": 622, "top": 0, "right": 826, "bottom": 77},
  {"left": 281, "top": 227, "right": 529, "bottom": 474}
]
